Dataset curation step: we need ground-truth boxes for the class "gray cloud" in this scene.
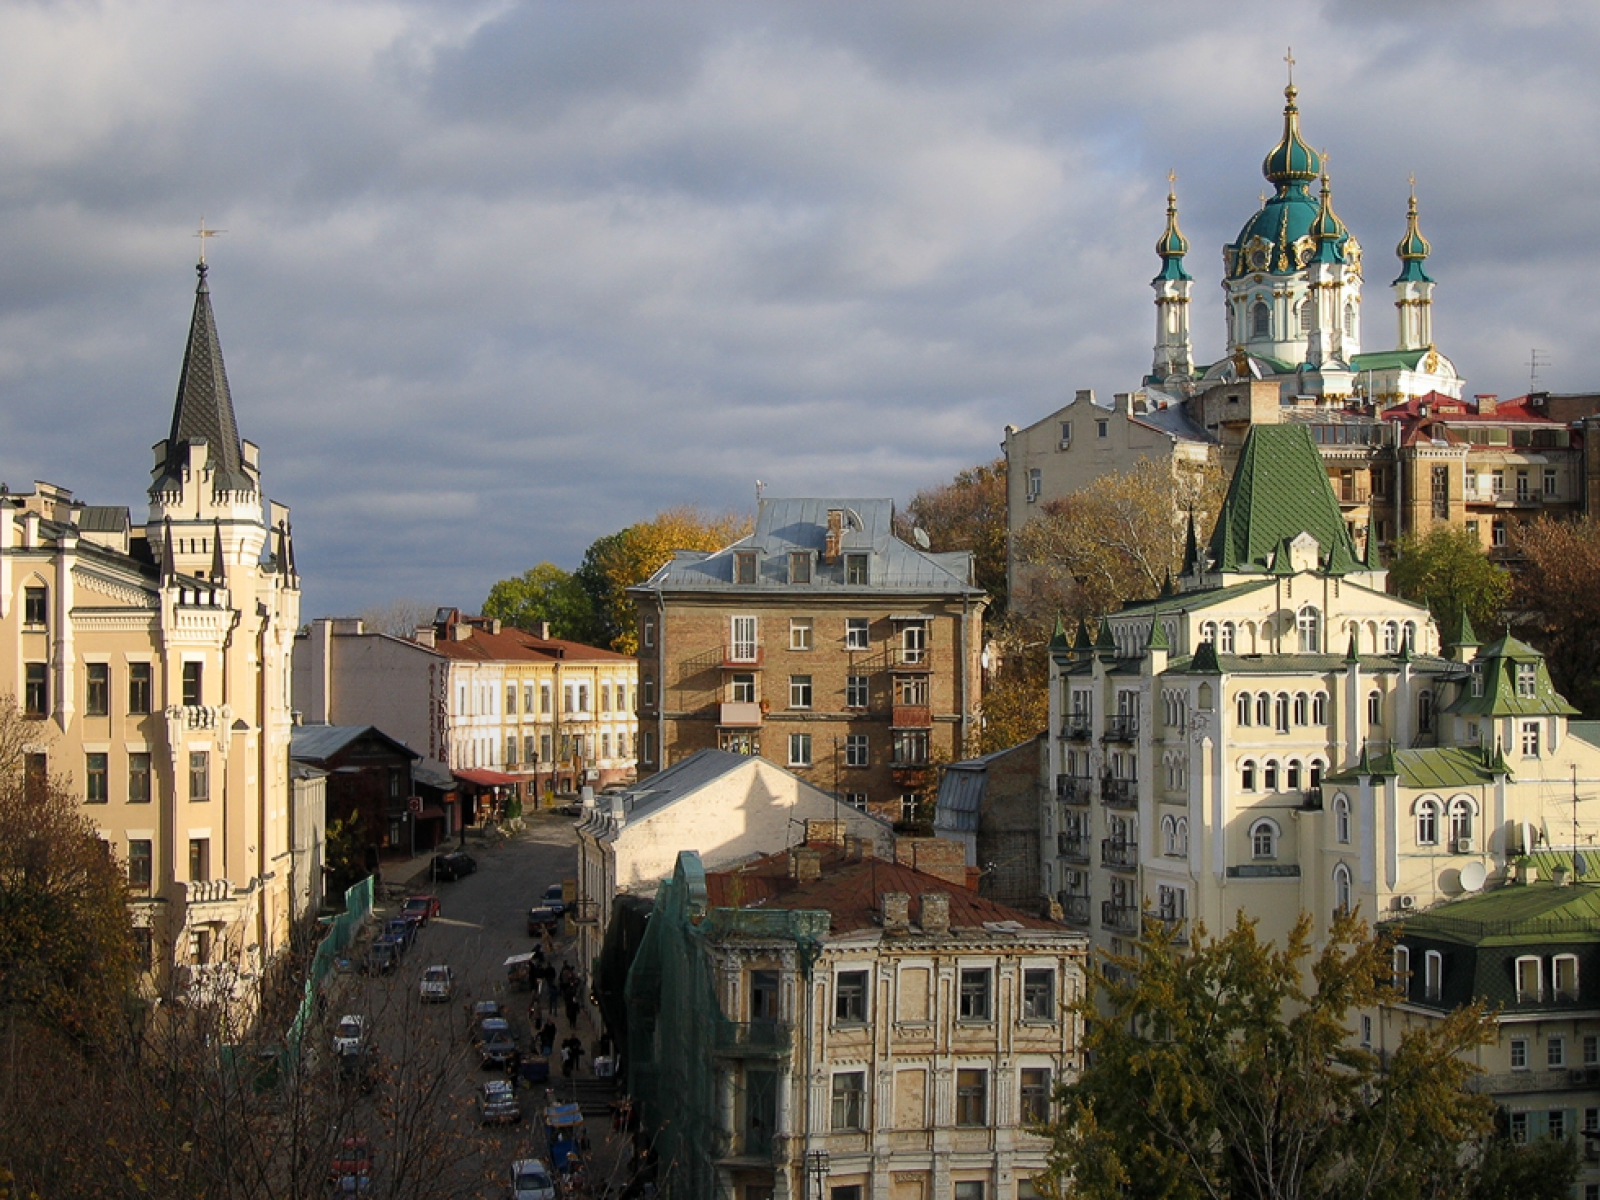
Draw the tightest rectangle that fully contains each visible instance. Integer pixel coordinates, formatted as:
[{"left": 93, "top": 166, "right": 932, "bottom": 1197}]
[{"left": 0, "top": 0, "right": 1595, "bottom": 617}]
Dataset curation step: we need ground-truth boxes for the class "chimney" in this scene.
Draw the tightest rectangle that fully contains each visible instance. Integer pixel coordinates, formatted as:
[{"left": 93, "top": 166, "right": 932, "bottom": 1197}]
[
  {"left": 1475, "top": 393, "right": 1498, "bottom": 416},
  {"left": 488, "top": 619, "right": 502, "bottom": 635},
  {"left": 533, "top": 620, "right": 550, "bottom": 640},
  {"left": 1074, "top": 389, "right": 1095, "bottom": 405},
  {"left": 451, "top": 623, "right": 472, "bottom": 641},
  {"left": 825, "top": 509, "right": 844, "bottom": 562},
  {"left": 413, "top": 627, "right": 436, "bottom": 649},
  {"left": 805, "top": 819, "right": 845, "bottom": 846},
  {"left": 609, "top": 791, "right": 626, "bottom": 827},
  {"left": 880, "top": 892, "right": 910, "bottom": 934},
  {"left": 791, "top": 847, "right": 823, "bottom": 883},
  {"left": 919, "top": 892, "right": 950, "bottom": 936}
]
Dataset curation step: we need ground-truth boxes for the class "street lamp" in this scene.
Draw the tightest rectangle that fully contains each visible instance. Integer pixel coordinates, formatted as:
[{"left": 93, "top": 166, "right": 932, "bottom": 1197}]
[{"left": 806, "top": 1150, "right": 830, "bottom": 1199}]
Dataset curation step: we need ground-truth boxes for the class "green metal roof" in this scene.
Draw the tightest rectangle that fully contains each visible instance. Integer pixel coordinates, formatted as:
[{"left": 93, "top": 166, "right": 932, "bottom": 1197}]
[
  {"left": 1389, "top": 882, "right": 1600, "bottom": 949},
  {"left": 1116, "top": 578, "right": 1276, "bottom": 616},
  {"left": 1206, "top": 424, "right": 1361, "bottom": 574},
  {"left": 1443, "top": 635, "right": 1578, "bottom": 718},
  {"left": 1325, "top": 744, "right": 1507, "bottom": 788},
  {"left": 1569, "top": 721, "right": 1600, "bottom": 751},
  {"left": 1348, "top": 348, "right": 1428, "bottom": 373}
]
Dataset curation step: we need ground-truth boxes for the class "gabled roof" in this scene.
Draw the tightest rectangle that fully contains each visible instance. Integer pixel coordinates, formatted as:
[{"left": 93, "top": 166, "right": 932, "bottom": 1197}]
[
  {"left": 1443, "top": 634, "right": 1578, "bottom": 718},
  {"left": 634, "top": 497, "right": 983, "bottom": 597},
  {"left": 1324, "top": 744, "right": 1506, "bottom": 788},
  {"left": 427, "top": 623, "right": 633, "bottom": 665},
  {"left": 290, "top": 724, "right": 420, "bottom": 763},
  {"left": 1206, "top": 424, "right": 1360, "bottom": 574},
  {"left": 153, "top": 262, "right": 254, "bottom": 497}
]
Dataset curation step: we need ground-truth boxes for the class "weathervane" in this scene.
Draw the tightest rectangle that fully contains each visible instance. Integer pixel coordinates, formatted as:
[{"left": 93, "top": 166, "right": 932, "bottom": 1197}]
[{"left": 195, "top": 217, "right": 226, "bottom": 265}]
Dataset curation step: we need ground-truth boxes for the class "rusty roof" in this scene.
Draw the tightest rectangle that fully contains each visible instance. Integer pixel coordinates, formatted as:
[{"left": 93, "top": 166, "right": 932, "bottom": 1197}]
[{"left": 426, "top": 624, "right": 633, "bottom": 665}]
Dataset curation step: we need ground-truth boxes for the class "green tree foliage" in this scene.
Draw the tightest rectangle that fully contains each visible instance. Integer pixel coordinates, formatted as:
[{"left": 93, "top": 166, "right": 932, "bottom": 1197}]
[
  {"left": 482, "top": 561, "right": 598, "bottom": 643},
  {"left": 0, "top": 697, "right": 135, "bottom": 1049},
  {"left": 576, "top": 506, "right": 751, "bottom": 653},
  {"left": 1014, "top": 457, "right": 1226, "bottom": 623},
  {"left": 1512, "top": 516, "right": 1600, "bottom": 717},
  {"left": 1387, "top": 527, "right": 1510, "bottom": 637},
  {"left": 1038, "top": 910, "right": 1568, "bottom": 1200},
  {"left": 900, "top": 457, "right": 1008, "bottom": 616}
]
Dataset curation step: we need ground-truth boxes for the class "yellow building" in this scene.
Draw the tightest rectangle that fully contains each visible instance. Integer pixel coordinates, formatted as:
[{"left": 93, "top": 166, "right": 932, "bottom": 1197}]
[{"left": 0, "top": 260, "right": 303, "bottom": 1002}]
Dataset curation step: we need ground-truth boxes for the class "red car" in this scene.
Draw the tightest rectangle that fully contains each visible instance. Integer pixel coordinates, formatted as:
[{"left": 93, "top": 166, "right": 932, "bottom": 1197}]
[
  {"left": 329, "top": 1136, "right": 372, "bottom": 1191},
  {"left": 402, "top": 895, "right": 441, "bottom": 927}
]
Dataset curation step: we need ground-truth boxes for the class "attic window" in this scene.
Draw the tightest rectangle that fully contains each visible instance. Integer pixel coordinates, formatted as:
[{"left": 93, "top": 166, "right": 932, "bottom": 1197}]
[
  {"left": 789, "top": 552, "right": 811, "bottom": 585},
  {"left": 735, "top": 552, "right": 758, "bottom": 585},
  {"left": 844, "top": 554, "right": 869, "bottom": 586},
  {"left": 1515, "top": 663, "right": 1536, "bottom": 699}
]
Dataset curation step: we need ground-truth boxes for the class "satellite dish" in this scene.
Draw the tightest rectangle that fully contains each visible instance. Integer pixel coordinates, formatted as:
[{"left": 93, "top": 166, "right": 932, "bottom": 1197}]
[
  {"left": 1460, "top": 861, "right": 1487, "bottom": 892},
  {"left": 1576, "top": 851, "right": 1590, "bottom": 877},
  {"left": 913, "top": 527, "right": 931, "bottom": 550}
]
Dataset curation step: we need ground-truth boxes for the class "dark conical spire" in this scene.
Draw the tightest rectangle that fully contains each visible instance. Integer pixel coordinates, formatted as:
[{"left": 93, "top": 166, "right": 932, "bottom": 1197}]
[
  {"left": 276, "top": 522, "right": 290, "bottom": 581},
  {"left": 1182, "top": 509, "right": 1200, "bottom": 575},
  {"left": 157, "top": 260, "right": 254, "bottom": 497},
  {"left": 1049, "top": 616, "right": 1070, "bottom": 651},
  {"left": 209, "top": 517, "right": 225, "bottom": 583}
]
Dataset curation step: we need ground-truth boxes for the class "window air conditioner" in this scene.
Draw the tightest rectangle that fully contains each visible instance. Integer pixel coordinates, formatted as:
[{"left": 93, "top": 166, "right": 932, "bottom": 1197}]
[
  {"left": 1059, "top": 437, "right": 1072, "bottom": 450},
  {"left": 1455, "top": 837, "right": 1477, "bottom": 854},
  {"left": 1395, "top": 894, "right": 1416, "bottom": 911}
]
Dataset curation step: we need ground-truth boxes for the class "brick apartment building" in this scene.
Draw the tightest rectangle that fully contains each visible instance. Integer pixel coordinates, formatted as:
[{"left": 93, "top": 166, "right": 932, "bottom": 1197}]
[{"left": 629, "top": 497, "right": 987, "bottom": 827}]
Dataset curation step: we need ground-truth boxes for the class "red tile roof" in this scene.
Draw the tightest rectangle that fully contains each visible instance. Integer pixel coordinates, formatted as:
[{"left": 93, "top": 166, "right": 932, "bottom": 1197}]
[
  {"left": 425, "top": 624, "right": 634, "bottom": 665},
  {"left": 1381, "top": 392, "right": 1564, "bottom": 426},
  {"left": 703, "top": 844, "right": 1058, "bottom": 935}
]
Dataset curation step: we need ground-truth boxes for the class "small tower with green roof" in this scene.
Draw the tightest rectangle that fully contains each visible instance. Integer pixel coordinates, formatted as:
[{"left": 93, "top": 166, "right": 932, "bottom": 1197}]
[
  {"left": 1150, "top": 171, "right": 1195, "bottom": 383},
  {"left": 1392, "top": 183, "right": 1435, "bottom": 352}
]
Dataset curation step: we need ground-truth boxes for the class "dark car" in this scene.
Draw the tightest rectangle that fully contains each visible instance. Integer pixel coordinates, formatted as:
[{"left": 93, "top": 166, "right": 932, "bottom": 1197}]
[
  {"left": 431, "top": 852, "right": 477, "bottom": 882},
  {"left": 384, "top": 917, "right": 416, "bottom": 951},
  {"left": 540, "top": 883, "right": 566, "bottom": 915},
  {"left": 526, "top": 906, "right": 560, "bottom": 936},
  {"left": 401, "top": 894, "right": 441, "bottom": 926},
  {"left": 476, "top": 1018, "right": 518, "bottom": 1068},
  {"left": 336, "top": 1047, "right": 379, "bottom": 1094},
  {"left": 365, "top": 938, "right": 401, "bottom": 975}
]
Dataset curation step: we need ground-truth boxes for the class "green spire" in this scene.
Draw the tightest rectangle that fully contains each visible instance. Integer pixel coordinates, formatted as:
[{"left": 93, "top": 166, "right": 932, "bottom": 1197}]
[
  {"left": 1075, "top": 617, "right": 1093, "bottom": 652},
  {"left": 1049, "top": 616, "right": 1070, "bottom": 651},
  {"left": 1159, "top": 570, "right": 1175, "bottom": 598},
  {"left": 1096, "top": 618, "right": 1117, "bottom": 652},
  {"left": 1154, "top": 173, "right": 1192, "bottom": 282},
  {"left": 1206, "top": 425, "right": 1361, "bottom": 574},
  {"left": 1393, "top": 186, "right": 1433, "bottom": 284},
  {"left": 1309, "top": 172, "right": 1347, "bottom": 264},
  {"left": 1191, "top": 639, "right": 1221, "bottom": 674},
  {"left": 1345, "top": 631, "right": 1360, "bottom": 663},
  {"left": 1145, "top": 618, "right": 1170, "bottom": 651},
  {"left": 1452, "top": 605, "right": 1479, "bottom": 649}
]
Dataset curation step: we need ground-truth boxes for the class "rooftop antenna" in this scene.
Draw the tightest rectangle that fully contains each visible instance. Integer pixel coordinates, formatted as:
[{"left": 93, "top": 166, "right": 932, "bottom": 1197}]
[
  {"left": 194, "top": 217, "right": 225, "bottom": 264},
  {"left": 1528, "top": 349, "right": 1551, "bottom": 393},
  {"left": 755, "top": 479, "right": 765, "bottom": 506}
]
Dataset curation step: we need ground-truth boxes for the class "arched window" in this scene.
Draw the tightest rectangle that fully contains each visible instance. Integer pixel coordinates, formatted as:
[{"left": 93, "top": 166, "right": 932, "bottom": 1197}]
[
  {"left": 1251, "top": 300, "right": 1271, "bottom": 339},
  {"left": 1344, "top": 302, "right": 1356, "bottom": 338},
  {"left": 1418, "top": 690, "right": 1434, "bottom": 734},
  {"left": 1241, "top": 760, "right": 1257, "bottom": 791},
  {"left": 1311, "top": 692, "right": 1328, "bottom": 725},
  {"left": 1298, "top": 298, "right": 1313, "bottom": 332},
  {"left": 1264, "top": 759, "right": 1280, "bottom": 791},
  {"left": 1297, "top": 606, "right": 1321, "bottom": 653},
  {"left": 1220, "top": 622, "right": 1236, "bottom": 653},
  {"left": 1198, "top": 683, "right": 1213, "bottom": 711},
  {"left": 1424, "top": 950, "right": 1444, "bottom": 1001},
  {"left": 1333, "top": 863, "right": 1353, "bottom": 915},
  {"left": 1310, "top": 758, "right": 1325, "bottom": 789},
  {"left": 1251, "top": 818, "right": 1279, "bottom": 859},
  {"left": 1449, "top": 797, "right": 1475, "bottom": 846},
  {"left": 1392, "top": 944, "right": 1410, "bottom": 992},
  {"left": 1415, "top": 796, "right": 1440, "bottom": 846},
  {"left": 1236, "top": 691, "right": 1252, "bottom": 727},
  {"left": 1256, "top": 693, "right": 1272, "bottom": 727},
  {"left": 1286, "top": 759, "right": 1302, "bottom": 790},
  {"left": 1293, "top": 692, "right": 1309, "bottom": 726},
  {"left": 1174, "top": 817, "right": 1189, "bottom": 856},
  {"left": 1333, "top": 793, "right": 1352, "bottom": 844},
  {"left": 1200, "top": 621, "right": 1218, "bottom": 645},
  {"left": 1383, "top": 621, "right": 1399, "bottom": 654},
  {"left": 1403, "top": 622, "right": 1417, "bottom": 653},
  {"left": 1274, "top": 693, "right": 1290, "bottom": 733},
  {"left": 1367, "top": 690, "right": 1383, "bottom": 726}
]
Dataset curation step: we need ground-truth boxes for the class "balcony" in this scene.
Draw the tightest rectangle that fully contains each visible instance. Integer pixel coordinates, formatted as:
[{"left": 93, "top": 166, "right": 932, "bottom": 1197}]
[
  {"left": 1101, "top": 839, "right": 1138, "bottom": 870},
  {"left": 1300, "top": 785, "right": 1324, "bottom": 812},
  {"left": 891, "top": 704, "right": 933, "bottom": 729},
  {"left": 1146, "top": 913, "right": 1190, "bottom": 945},
  {"left": 183, "top": 878, "right": 235, "bottom": 907},
  {"left": 890, "top": 647, "right": 933, "bottom": 672},
  {"left": 1057, "top": 833, "right": 1091, "bottom": 863},
  {"left": 711, "top": 1020, "right": 793, "bottom": 1058},
  {"left": 1103, "top": 714, "right": 1139, "bottom": 742},
  {"left": 1101, "top": 776, "right": 1138, "bottom": 810},
  {"left": 1101, "top": 901, "right": 1139, "bottom": 934},
  {"left": 722, "top": 645, "right": 763, "bottom": 669},
  {"left": 1055, "top": 774, "right": 1091, "bottom": 806},
  {"left": 1336, "top": 485, "right": 1372, "bottom": 508},
  {"left": 719, "top": 702, "right": 764, "bottom": 727},
  {"left": 1468, "top": 1067, "right": 1600, "bottom": 1095},
  {"left": 1060, "top": 894, "right": 1091, "bottom": 926},
  {"left": 1061, "top": 717, "right": 1094, "bottom": 741}
]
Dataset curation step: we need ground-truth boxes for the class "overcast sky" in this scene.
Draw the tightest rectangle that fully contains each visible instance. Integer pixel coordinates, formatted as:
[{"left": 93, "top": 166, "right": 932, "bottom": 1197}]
[{"left": 0, "top": 1, "right": 1595, "bottom": 620}]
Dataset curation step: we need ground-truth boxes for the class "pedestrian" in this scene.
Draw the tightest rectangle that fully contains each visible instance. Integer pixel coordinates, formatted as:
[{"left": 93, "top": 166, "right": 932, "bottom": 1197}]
[
  {"left": 561, "top": 1040, "right": 575, "bottom": 1078},
  {"left": 564, "top": 1034, "right": 585, "bottom": 1076},
  {"left": 565, "top": 993, "right": 581, "bottom": 1028},
  {"left": 508, "top": 1049, "right": 523, "bottom": 1088},
  {"left": 541, "top": 1020, "right": 557, "bottom": 1056}
]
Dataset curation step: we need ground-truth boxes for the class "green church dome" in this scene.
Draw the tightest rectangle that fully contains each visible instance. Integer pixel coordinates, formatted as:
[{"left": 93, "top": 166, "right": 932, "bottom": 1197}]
[
  {"left": 1153, "top": 176, "right": 1192, "bottom": 282},
  {"left": 1263, "top": 84, "right": 1321, "bottom": 185},
  {"left": 1393, "top": 189, "right": 1434, "bottom": 284}
]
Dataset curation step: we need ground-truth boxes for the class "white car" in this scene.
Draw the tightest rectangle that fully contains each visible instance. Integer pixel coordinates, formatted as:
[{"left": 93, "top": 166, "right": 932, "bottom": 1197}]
[
  {"left": 332, "top": 1014, "right": 366, "bottom": 1055},
  {"left": 419, "top": 964, "right": 453, "bottom": 1002},
  {"left": 509, "top": 1158, "right": 556, "bottom": 1200}
]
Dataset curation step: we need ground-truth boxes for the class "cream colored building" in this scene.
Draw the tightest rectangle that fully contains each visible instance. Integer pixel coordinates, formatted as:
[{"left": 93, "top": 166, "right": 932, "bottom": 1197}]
[
  {"left": 0, "top": 260, "right": 303, "bottom": 1001},
  {"left": 626, "top": 843, "right": 1088, "bottom": 1199},
  {"left": 1043, "top": 423, "right": 1600, "bottom": 970}
]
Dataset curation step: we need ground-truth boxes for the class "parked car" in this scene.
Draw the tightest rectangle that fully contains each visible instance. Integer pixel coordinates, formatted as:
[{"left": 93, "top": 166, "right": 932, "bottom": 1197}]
[
  {"left": 478, "top": 1078, "right": 522, "bottom": 1125},
  {"left": 526, "top": 905, "right": 560, "bottom": 935},
  {"left": 336, "top": 1047, "right": 379, "bottom": 1094},
  {"left": 401, "top": 894, "right": 441, "bottom": 926},
  {"left": 331, "top": 1014, "right": 366, "bottom": 1056},
  {"left": 476, "top": 1018, "right": 517, "bottom": 1067},
  {"left": 431, "top": 852, "right": 477, "bottom": 881},
  {"left": 329, "top": 1136, "right": 372, "bottom": 1194},
  {"left": 365, "top": 938, "right": 401, "bottom": 975},
  {"left": 509, "top": 1158, "right": 557, "bottom": 1200},
  {"left": 472, "top": 999, "right": 504, "bottom": 1024},
  {"left": 384, "top": 917, "right": 416, "bottom": 951},
  {"left": 419, "top": 964, "right": 454, "bottom": 1002},
  {"left": 540, "top": 883, "right": 566, "bottom": 915}
]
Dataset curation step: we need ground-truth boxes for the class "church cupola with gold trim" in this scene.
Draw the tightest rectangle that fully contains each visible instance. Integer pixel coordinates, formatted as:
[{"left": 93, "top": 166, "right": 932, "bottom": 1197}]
[
  {"left": 1149, "top": 172, "right": 1195, "bottom": 383},
  {"left": 1393, "top": 185, "right": 1435, "bottom": 352}
]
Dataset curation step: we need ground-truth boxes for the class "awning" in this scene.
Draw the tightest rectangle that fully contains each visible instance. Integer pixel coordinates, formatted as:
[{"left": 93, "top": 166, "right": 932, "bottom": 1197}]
[
  {"left": 504, "top": 952, "right": 537, "bottom": 968},
  {"left": 417, "top": 805, "right": 446, "bottom": 820},
  {"left": 453, "top": 768, "right": 521, "bottom": 787}
]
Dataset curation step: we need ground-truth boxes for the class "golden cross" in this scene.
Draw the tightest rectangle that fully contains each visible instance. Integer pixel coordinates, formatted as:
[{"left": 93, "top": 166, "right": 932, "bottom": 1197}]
[
  {"left": 1408, "top": 172, "right": 1417, "bottom": 198},
  {"left": 1284, "top": 46, "right": 1295, "bottom": 85},
  {"left": 195, "top": 217, "right": 226, "bottom": 265},
  {"left": 1168, "top": 168, "right": 1177, "bottom": 187}
]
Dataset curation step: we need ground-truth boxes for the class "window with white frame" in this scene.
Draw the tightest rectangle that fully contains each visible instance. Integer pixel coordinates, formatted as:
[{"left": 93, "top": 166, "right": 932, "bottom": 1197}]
[
  {"left": 731, "top": 673, "right": 756, "bottom": 703},
  {"left": 1334, "top": 794, "right": 1351, "bottom": 844},
  {"left": 789, "top": 619, "right": 813, "bottom": 651},
  {"left": 1022, "top": 968, "right": 1055, "bottom": 1020},
  {"left": 1383, "top": 622, "right": 1398, "bottom": 653},
  {"left": 1027, "top": 468, "right": 1042, "bottom": 500},
  {"left": 1424, "top": 950, "right": 1443, "bottom": 1001},
  {"left": 1509, "top": 1111, "right": 1528, "bottom": 1143},
  {"left": 831, "top": 1071, "right": 866, "bottom": 1130},
  {"left": 1250, "top": 819, "right": 1278, "bottom": 859},
  {"left": 1516, "top": 662, "right": 1537, "bottom": 698},
  {"left": 1263, "top": 760, "right": 1279, "bottom": 791},
  {"left": 1286, "top": 759, "right": 1302, "bottom": 791},
  {"left": 835, "top": 970, "right": 868, "bottom": 1023},
  {"left": 901, "top": 622, "right": 926, "bottom": 664},
  {"left": 1585, "top": 1034, "right": 1599, "bottom": 1066},
  {"left": 1516, "top": 956, "right": 1543, "bottom": 1003},
  {"left": 1255, "top": 693, "right": 1271, "bottom": 727},
  {"left": 1367, "top": 690, "right": 1382, "bottom": 726},
  {"left": 1393, "top": 945, "right": 1410, "bottom": 993},
  {"left": 1511, "top": 1038, "right": 1529, "bottom": 1069},
  {"left": 1416, "top": 798, "right": 1439, "bottom": 846},
  {"left": 1274, "top": 693, "right": 1290, "bottom": 733},
  {"left": 1555, "top": 954, "right": 1580, "bottom": 1002},
  {"left": 789, "top": 675, "right": 812, "bottom": 709},
  {"left": 788, "top": 733, "right": 812, "bottom": 767},
  {"left": 1200, "top": 621, "right": 1217, "bottom": 644},
  {"left": 1297, "top": 606, "right": 1321, "bottom": 653},
  {"left": 1312, "top": 691, "right": 1328, "bottom": 724},
  {"left": 1448, "top": 798, "right": 1474, "bottom": 846},
  {"left": 1521, "top": 721, "right": 1541, "bottom": 757},
  {"left": 1292, "top": 692, "right": 1308, "bottom": 726},
  {"left": 1235, "top": 691, "right": 1252, "bottom": 727},
  {"left": 845, "top": 674, "right": 868, "bottom": 708},
  {"left": 844, "top": 734, "right": 869, "bottom": 768},
  {"left": 1241, "top": 760, "right": 1257, "bottom": 791},
  {"left": 1333, "top": 863, "right": 1352, "bottom": 914},
  {"left": 790, "top": 551, "right": 812, "bottom": 585},
  {"left": 731, "top": 615, "right": 758, "bottom": 662},
  {"left": 1549, "top": 1035, "right": 1567, "bottom": 1069},
  {"left": 1220, "top": 622, "right": 1236, "bottom": 653},
  {"left": 845, "top": 792, "right": 867, "bottom": 811},
  {"left": 845, "top": 618, "right": 870, "bottom": 650},
  {"left": 1157, "top": 884, "right": 1186, "bottom": 921}
]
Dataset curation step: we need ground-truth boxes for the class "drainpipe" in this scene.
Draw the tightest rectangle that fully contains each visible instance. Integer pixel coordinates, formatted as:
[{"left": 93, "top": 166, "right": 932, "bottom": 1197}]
[{"left": 655, "top": 591, "right": 667, "bottom": 771}]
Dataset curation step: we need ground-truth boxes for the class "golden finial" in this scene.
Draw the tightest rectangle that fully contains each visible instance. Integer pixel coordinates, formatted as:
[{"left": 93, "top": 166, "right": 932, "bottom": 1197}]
[{"left": 194, "top": 217, "right": 226, "bottom": 265}]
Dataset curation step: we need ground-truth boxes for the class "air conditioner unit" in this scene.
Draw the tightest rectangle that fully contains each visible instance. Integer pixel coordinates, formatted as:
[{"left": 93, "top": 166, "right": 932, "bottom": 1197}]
[
  {"left": 1059, "top": 437, "right": 1072, "bottom": 450},
  {"left": 1394, "top": 894, "right": 1417, "bottom": 911},
  {"left": 1455, "top": 837, "right": 1477, "bottom": 854}
]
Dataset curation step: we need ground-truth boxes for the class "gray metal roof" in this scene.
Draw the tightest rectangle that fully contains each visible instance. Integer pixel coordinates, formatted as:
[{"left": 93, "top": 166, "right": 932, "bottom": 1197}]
[
  {"left": 1131, "top": 400, "right": 1212, "bottom": 444},
  {"left": 633, "top": 497, "right": 983, "bottom": 597},
  {"left": 78, "top": 506, "right": 130, "bottom": 533},
  {"left": 290, "top": 724, "right": 419, "bottom": 763}
]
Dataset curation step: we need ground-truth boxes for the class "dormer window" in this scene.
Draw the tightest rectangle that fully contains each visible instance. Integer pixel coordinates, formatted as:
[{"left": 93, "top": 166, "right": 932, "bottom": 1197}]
[
  {"left": 1515, "top": 663, "right": 1536, "bottom": 699},
  {"left": 789, "top": 552, "right": 811, "bottom": 585},
  {"left": 844, "top": 554, "right": 869, "bottom": 586},
  {"left": 735, "top": 551, "right": 758, "bottom": 585},
  {"left": 1516, "top": 955, "right": 1543, "bottom": 1003},
  {"left": 1469, "top": 663, "right": 1484, "bottom": 698}
]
